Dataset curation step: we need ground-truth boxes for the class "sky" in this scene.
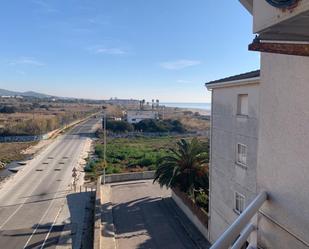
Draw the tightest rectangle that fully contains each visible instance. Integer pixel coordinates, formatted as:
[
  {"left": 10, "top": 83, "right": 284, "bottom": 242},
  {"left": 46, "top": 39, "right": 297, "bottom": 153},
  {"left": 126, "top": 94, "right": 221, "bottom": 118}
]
[{"left": 0, "top": 0, "right": 259, "bottom": 103}]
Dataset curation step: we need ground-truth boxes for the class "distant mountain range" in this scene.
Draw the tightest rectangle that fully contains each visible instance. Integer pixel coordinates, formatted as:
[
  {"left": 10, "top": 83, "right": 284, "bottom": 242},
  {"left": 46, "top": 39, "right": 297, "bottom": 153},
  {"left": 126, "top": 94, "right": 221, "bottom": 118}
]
[{"left": 0, "top": 88, "right": 54, "bottom": 98}]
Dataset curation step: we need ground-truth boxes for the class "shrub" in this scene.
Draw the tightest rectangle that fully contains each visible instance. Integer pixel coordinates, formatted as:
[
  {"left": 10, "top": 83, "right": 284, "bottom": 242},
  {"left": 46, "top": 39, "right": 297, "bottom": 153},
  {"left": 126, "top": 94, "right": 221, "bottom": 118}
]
[
  {"left": 0, "top": 106, "right": 17, "bottom": 113},
  {"left": 134, "top": 119, "right": 186, "bottom": 133},
  {"left": 194, "top": 190, "right": 209, "bottom": 212},
  {"left": 106, "top": 120, "right": 134, "bottom": 133}
]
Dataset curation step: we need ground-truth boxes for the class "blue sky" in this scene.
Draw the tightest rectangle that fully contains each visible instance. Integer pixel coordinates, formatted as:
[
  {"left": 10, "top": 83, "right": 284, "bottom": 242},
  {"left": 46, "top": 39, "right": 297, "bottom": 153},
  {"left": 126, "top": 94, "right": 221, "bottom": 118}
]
[{"left": 0, "top": 0, "right": 259, "bottom": 102}]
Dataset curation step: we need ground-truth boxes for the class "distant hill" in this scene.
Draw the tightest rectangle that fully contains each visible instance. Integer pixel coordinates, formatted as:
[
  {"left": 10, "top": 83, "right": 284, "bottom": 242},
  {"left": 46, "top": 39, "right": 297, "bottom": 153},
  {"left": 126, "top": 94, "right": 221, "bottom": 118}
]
[{"left": 0, "top": 88, "right": 54, "bottom": 98}]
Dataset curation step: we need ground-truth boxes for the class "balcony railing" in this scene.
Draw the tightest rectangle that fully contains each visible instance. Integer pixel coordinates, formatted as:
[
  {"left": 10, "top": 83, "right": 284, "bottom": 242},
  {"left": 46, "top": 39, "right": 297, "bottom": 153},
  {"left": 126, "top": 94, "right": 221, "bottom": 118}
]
[{"left": 210, "top": 192, "right": 268, "bottom": 249}]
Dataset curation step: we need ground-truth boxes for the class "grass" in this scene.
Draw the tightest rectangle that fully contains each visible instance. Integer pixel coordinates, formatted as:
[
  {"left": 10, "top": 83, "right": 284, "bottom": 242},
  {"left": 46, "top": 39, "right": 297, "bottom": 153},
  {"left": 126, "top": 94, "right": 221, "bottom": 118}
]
[
  {"left": 85, "top": 135, "right": 208, "bottom": 178},
  {"left": 0, "top": 142, "right": 36, "bottom": 164}
]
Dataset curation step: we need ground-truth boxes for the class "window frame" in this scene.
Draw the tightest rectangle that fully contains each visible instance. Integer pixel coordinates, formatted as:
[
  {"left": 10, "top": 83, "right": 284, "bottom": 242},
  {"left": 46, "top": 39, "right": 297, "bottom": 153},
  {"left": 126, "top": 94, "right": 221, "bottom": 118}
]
[
  {"left": 234, "top": 192, "right": 246, "bottom": 215},
  {"left": 237, "top": 94, "right": 249, "bottom": 117},
  {"left": 236, "top": 143, "right": 247, "bottom": 167}
]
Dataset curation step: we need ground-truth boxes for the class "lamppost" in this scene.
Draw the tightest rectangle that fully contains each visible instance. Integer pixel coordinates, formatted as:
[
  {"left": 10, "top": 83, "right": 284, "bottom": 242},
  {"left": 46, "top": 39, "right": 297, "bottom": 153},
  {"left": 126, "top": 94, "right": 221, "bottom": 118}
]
[{"left": 102, "top": 106, "right": 107, "bottom": 185}]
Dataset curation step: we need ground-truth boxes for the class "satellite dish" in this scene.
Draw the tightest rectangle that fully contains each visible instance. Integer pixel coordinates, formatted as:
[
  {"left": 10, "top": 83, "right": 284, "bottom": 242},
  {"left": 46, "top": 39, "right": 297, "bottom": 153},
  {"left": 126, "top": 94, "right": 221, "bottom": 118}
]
[{"left": 266, "top": 0, "right": 298, "bottom": 8}]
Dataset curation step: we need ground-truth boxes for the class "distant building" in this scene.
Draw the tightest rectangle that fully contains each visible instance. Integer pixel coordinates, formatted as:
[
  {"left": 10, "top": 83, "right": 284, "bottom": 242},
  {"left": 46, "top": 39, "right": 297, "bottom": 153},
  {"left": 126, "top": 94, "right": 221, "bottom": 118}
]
[
  {"left": 206, "top": 70, "right": 260, "bottom": 243},
  {"left": 105, "top": 98, "right": 140, "bottom": 107},
  {"left": 126, "top": 110, "right": 158, "bottom": 124}
]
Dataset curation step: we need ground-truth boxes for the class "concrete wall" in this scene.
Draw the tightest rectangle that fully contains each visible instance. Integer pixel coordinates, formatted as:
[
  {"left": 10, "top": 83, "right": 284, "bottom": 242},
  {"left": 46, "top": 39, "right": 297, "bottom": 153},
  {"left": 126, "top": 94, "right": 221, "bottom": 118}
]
[
  {"left": 209, "top": 82, "right": 259, "bottom": 243},
  {"left": 172, "top": 190, "right": 209, "bottom": 240},
  {"left": 257, "top": 53, "right": 309, "bottom": 248},
  {"left": 94, "top": 176, "right": 102, "bottom": 249},
  {"left": 101, "top": 171, "right": 155, "bottom": 184},
  {"left": 0, "top": 134, "right": 45, "bottom": 143},
  {"left": 252, "top": 0, "right": 309, "bottom": 33}
]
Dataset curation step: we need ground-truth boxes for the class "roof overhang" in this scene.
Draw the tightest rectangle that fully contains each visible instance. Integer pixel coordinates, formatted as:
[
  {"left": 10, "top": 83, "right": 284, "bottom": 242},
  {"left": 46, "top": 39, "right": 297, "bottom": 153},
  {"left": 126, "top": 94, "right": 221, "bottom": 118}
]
[
  {"left": 258, "top": 9, "right": 309, "bottom": 43},
  {"left": 239, "top": 0, "right": 253, "bottom": 14},
  {"left": 206, "top": 77, "right": 260, "bottom": 90}
]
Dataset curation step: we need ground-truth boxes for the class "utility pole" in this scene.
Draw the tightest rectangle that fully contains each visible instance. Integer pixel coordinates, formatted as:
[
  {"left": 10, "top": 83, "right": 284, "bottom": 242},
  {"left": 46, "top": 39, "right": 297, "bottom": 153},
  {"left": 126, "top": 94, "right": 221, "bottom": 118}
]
[{"left": 103, "top": 106, "right": 106, "bottom": 185}]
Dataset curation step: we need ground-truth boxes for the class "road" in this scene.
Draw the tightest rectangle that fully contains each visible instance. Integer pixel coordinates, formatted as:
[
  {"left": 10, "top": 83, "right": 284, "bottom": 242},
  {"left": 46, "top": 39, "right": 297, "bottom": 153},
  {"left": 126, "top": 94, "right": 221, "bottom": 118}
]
[
  {"left": 111, "top": 180, "right": 210, "bottom": 249},
  {"left": 0, "top": 117, "right": 100, "bottom": 249}
]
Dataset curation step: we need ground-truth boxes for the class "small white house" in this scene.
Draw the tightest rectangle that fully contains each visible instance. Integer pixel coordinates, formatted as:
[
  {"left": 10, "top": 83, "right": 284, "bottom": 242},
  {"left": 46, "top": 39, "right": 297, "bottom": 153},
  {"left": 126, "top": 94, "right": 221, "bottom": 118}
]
[{"left": 126, "top": 110, "right": 158, "bottom": 124}]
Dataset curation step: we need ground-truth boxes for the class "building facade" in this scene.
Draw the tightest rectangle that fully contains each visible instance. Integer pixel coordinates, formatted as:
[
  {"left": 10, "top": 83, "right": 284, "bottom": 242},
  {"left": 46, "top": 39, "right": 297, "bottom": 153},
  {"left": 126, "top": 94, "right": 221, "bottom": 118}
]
[
  {"left": 126, "top": 110, "right": 158, "bottom": 124},
  {"left": 206, "top": 1, "right": 309, "bottom": 248},
  {"left": 206, "top": 71, "right": 260, "bottom": 243}
]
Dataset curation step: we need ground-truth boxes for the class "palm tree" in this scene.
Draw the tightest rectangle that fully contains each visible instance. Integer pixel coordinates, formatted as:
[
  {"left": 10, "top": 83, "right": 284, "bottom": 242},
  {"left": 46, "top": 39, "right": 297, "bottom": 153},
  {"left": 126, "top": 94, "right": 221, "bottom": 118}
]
[{"left": 153, "top": 138, "right": 209, "bottom": 195}]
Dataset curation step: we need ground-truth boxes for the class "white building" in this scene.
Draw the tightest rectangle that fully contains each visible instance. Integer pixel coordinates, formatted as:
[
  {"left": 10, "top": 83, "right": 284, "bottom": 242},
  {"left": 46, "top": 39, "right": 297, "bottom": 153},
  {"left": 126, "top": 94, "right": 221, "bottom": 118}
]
[
  {"left": 126, "top": 110, "right": 158, "bottom": 124},
  {"left": 206, "top": 70, "right": 260, "bottom": 244},
  {"left": 206, "top": 1, "right": 309, "bottom": 248}
]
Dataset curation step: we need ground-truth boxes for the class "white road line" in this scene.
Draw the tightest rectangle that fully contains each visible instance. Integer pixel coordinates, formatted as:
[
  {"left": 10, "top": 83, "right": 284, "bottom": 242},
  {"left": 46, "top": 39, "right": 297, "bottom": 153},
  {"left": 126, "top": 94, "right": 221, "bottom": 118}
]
[
  {"left": 22, "top": 189, "right": 69, "bottom": 249},
  {"left": 0, "top": 141, "right": 72, "bottom": 230},
  {"left": 23, "top": 140, "right": 84, "bottom": 249},
  {"left": 23, "top": 198, "right": 56, "bottom": 249},
  {"left": 40, "top": 205, "right": 63, "bottom": 249},
  {"left": 0, "top": 204, "right": 24, "bottom": 230},
  {"left": 0, "top": 132, "right": 81, "bottom": 227}
]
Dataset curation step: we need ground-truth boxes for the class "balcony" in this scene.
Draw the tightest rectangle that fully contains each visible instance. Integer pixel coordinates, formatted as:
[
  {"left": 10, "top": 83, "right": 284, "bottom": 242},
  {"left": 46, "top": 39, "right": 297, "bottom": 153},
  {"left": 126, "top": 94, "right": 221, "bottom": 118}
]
[{"left": 210, "top": 192, "right": 268, "bottom": 249}]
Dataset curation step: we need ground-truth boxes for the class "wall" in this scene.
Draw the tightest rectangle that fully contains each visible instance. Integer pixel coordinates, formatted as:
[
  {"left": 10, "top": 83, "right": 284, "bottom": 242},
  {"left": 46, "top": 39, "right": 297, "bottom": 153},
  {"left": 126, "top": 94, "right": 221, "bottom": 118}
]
[
  {"left": 172, "top": 189, "right": 209, "bottom": 240},
  {"left": 257, "top": 53, "right": 309, "bottom": 248},
  {"left": 209, "top": 82, "right": 259, "bottom": 243},
  {"left": 101, "top": 171, "right": 155, "bottom": 184},
  {"left": 252, "top": 0, "right": 309, "bottom": 33},
  {"left": 0, "top": 134, "right": 44, "bottom": 143}
]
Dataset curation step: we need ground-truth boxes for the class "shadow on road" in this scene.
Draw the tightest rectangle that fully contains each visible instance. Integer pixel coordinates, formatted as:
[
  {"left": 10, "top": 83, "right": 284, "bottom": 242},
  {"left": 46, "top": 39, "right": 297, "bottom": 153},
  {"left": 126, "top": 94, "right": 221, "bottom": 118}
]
[
  {"left": 0, "top": 191, "right": 95, "bottom": 249},
  {"left": 111, "top": 195, "right": 210, "bottom": 249}
]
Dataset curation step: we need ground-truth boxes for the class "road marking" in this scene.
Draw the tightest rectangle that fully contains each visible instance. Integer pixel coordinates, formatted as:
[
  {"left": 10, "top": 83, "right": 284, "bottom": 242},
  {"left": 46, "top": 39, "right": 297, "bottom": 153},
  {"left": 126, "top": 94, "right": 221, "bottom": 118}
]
[
  {"left": 22, "top": 189, "right": 69, "bottom": 249},
  {"left": 0, "top": 204, "right": 24, "bottom": 230},
  {"left": 0, "top": 119, "right": 95, "bottom": 248},
  {"left": 40, "top": 205, "right": 63, "bottom": 249},
  {"left": 0, "top": 141, "right": 75, "bottom": 230},
  {"left": 23, "top": 140, "right": 83, "bottom": 248}
]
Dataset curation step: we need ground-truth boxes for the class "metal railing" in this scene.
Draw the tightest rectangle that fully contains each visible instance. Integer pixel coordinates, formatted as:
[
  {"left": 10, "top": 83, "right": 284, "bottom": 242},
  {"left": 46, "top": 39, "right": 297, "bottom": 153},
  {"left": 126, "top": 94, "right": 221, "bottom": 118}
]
[{"left": 210, "top": 192, "right": 268, "bottom": 249}]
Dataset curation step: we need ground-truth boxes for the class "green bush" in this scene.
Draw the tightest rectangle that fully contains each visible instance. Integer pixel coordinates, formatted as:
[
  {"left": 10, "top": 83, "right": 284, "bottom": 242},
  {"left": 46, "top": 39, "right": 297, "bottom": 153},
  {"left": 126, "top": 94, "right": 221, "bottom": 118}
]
[
  {"left": 195, "top": 190, "right": 209, "bottom": 212},
  {"left": 134, "top": 119, "right": 186, "bottom": 133},
  {"left": 106, "top": 120, "right": 134, "bottom": 133}
]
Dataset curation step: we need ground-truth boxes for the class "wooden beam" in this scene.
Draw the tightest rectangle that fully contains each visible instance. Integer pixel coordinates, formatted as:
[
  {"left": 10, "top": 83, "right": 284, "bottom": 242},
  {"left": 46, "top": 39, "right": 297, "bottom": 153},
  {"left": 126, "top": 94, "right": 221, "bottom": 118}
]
[{"left": 249, "top": 41, "right": 309, "bottom": 57}]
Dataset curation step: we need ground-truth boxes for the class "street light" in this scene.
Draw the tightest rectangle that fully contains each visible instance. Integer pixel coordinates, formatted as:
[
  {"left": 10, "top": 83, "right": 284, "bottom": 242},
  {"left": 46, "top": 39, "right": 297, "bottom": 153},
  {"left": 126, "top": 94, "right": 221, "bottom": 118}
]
[{"left": 102, "top": 107, "right": 107, "bottom": 185}]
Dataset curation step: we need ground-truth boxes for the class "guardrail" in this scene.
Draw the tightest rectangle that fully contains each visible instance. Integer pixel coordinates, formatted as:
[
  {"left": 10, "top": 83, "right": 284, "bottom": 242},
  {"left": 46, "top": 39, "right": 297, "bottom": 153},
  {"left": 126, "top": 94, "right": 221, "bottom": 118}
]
[{"left": 210, "top": 192, "right": 268, "bottom": 249}]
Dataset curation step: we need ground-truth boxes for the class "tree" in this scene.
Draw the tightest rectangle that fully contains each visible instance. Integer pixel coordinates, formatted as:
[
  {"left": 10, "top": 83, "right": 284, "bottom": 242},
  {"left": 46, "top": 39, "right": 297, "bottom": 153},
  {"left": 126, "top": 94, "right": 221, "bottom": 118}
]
[{"left": 153, "top": 138, "right": 209, "bottom": 195}]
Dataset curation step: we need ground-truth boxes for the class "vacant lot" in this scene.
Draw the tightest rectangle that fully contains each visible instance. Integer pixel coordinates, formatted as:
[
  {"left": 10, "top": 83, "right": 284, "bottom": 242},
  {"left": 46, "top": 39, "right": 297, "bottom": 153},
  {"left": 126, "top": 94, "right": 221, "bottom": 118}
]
[
  {"left": 85, "top": 135, "right": 208, "bottom": 178},
  {"left": 0, "top": 142, "right": 36, "bottom": 163}
]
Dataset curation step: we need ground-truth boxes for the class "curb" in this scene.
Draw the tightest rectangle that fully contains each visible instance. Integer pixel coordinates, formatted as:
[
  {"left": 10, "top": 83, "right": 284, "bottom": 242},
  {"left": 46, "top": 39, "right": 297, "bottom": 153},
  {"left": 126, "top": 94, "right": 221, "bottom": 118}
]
[
  {"left": 94, "top": 176, "right": 103, "bottom": 249},
  {"left": 100, "top": 184, "right": 116, "bottom": 249}
]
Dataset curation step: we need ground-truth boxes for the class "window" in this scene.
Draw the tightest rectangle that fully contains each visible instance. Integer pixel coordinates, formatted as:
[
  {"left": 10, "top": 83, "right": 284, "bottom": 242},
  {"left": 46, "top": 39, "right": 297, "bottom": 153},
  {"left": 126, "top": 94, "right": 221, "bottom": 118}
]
[
  {"left": 237, "top": 143, "right": 247, "bottom": 166},
  {"left": 234, "top": 192, "right": 245, "bottom": 214},
  {"left": 237, "top": 94, "right": 248, "bottom": 116}
]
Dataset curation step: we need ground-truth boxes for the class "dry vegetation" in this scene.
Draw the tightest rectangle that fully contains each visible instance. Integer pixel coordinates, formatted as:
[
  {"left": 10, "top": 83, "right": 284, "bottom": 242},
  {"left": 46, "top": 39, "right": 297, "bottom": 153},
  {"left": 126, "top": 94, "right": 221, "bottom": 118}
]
[
  {"left": 0, "top": 142, "right": 36, "bottom": 163},
  {"left": 0, "top": 97, "right": 101, "bottom": 136},
  {"left": 162, "top": 107, "right": 210, "bottom": 131}
]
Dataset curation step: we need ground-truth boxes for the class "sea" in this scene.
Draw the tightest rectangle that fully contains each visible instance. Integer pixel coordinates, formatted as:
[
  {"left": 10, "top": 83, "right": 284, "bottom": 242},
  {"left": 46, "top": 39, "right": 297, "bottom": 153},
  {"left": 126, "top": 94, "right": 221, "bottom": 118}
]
[{"left": 161, "top": 102, "right": 211, "bottom": 111}]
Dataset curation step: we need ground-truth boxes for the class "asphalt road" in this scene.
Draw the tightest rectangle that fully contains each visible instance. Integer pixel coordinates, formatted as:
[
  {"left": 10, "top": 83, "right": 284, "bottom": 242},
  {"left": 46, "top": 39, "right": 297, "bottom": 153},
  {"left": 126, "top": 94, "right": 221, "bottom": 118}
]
[
  {"left": 111, "top": 181, "right": 210, "bottom": 249},
  {"left": 0, "top": 117, "right": 100, "bottom": 249}
]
